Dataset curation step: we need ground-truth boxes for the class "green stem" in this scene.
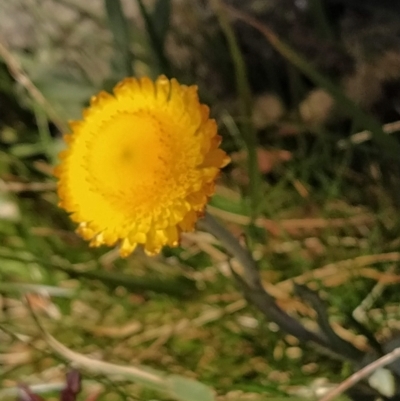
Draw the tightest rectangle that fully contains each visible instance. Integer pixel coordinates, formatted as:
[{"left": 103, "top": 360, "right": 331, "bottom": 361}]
[
  {"left": 201, "top": 212, "right": 339, "bottom": 352},
  {"left": 212, "top": 0, "right": 261, "bottom": 217},
  {"left": 202, "top": 212, "right": 260, "bottom": 289},
  {"left": 308, "top": 0, "right": 335, "bottom": 41}
]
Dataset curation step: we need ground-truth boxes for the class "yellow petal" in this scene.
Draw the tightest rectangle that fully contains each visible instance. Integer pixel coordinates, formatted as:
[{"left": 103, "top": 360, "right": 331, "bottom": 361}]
[{"left": 56, "top": 75, "right": 229, "bottom": 257}]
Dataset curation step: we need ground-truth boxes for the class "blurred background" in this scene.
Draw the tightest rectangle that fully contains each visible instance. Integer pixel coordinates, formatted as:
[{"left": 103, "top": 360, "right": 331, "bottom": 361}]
[{"left": 2, "top": 0, "right": 400, "bottom": 400}]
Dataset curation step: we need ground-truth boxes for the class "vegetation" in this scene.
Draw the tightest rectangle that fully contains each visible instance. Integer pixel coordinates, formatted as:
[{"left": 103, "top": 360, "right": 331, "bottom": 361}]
[{"left": 1, "top": 1, "right": 400, "bottom": 400}]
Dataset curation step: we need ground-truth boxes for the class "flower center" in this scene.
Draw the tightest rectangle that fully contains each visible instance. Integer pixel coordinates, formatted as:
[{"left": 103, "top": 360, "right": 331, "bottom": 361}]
[{"left": 87, "top": 112, "right": 172, "bottom": 207}]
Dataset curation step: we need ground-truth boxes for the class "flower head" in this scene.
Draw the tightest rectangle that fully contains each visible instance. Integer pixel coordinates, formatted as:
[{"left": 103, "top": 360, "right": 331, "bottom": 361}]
[{"left": 56, "top": 75, "right": 229, "bottom": 256}]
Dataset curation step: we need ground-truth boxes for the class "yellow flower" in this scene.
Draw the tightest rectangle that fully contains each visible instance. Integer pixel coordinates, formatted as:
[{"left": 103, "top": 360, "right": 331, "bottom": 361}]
[{"left": 55, "top": 75, "right": 229, "bottom": 256}]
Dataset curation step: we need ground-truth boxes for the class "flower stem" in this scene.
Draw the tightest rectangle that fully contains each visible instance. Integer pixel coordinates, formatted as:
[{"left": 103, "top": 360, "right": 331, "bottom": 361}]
[
  {"left": 201, "top": 212, "right": 342, "bottom": 353},
  {"left": 202, "top": 212, "right": 261, "bottom": 289},
  {"left": 211, "top": 0, "right": 261, "bottom": 217}
]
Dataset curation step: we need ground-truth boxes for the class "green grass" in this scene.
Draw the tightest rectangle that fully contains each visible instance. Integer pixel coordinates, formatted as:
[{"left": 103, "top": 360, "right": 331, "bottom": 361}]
[{"left": 1, "top": 1, "right": 400, "bottom": 400}]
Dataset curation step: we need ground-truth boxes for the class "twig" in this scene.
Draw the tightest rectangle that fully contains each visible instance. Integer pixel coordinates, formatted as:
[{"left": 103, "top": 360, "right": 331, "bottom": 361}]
[
  {"left": 318, "top": 347, "right": 400, "bottom": 401},
  {"left": 24, "top": 297, "right": 215, "bottom": 400},
  {"left": 353, "top": 265, "right": 395, "bottom": 323},
  {"left": 25, "top": 296, "right": 166, "bottom": 389},
  {"left": 337, "top": 120, "right": 400, "bottom": 149},
  {"left": 207, "top": 205, "right": 375, "bottom": 236},
  {"left": 0, "top": 180, "right": 56, "bottom": 193},
  {"left": 0, "top": 382, "right": 67, "bottom": 398},
  {"left": 0, "top": 38, "right": 68, "bottom": 133}
]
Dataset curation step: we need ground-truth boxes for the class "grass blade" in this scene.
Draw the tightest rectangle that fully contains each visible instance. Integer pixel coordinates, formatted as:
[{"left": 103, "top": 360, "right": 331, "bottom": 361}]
[
  {"left": 0, "top": 248, "right": 197, "bottom": 298},
  {"left": 104, "top": 0, "right": 134, "bottom": 77},
  {"left": 54, "top": 264, "right": 198, "bottom": 298},
  {"left": 136, "top": 0, "right": 171, "bottom": 76},
  {"left": 224, "top": 4, "right": 400, "bottom": 159},
  {"left": 308, "top": 0, "right": 335, "bottom": 40},
  {"left": 153, "top": 0, "right": 172, "bottom": 47},
  {"left": 211, "top": 0, "right": 262, "bottom": 218}
]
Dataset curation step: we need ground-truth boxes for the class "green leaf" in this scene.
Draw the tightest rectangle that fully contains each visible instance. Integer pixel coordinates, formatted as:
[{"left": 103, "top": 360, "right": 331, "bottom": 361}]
[
  {"left": 55, "top": 265, "right": 198, "bottom": 298},
  {"left": 10, "top": 142, "right": 44, "bottom": 158},
  {"left": 0, "top": 61, "right": 14, "bottom": 94},
  {"left": 209, "top": 194, "right": 250, "bottom": 216},
  {"left": 104, "top": 0, "right": 134, "bottom": 77},
  {"left": 136, "top": 0, "right": 171, "bottom": 76},
  {"left": 212, "top": 0, "right": 262, "bottom": 218},
  {"left": 167, "top": 375, "right": 215, "bottom": 401},
  {"left": 31, "top": 68, "right": 95, "bottom": 120},
  {"left": 153, "top": 0, "right": 172, "bottom": 46},
  {"left": 0, "top": 248, "right": 197, "bottom": 298},
  {"left": 0, "top": 282, "right": 74, "bottom": 297}
]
